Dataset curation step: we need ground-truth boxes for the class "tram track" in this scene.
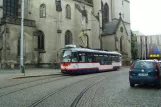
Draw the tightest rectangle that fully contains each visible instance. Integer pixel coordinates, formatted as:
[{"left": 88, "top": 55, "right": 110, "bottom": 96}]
[
  {"left": 0, "top": 74, "right": 63, "bottom": 90},
  {"left": 28, "top": 73, "right": 108, "bottom": 107},
  {"left": 0, "top": 75, "right": 71, "bottom": 98},
  {"left": 70, "top": 77, "right": 108, "bottom": 107}
]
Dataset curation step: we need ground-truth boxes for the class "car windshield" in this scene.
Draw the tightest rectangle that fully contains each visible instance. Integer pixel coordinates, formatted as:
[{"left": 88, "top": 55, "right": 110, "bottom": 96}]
[
  {"left": 133, "top": 61, "right": 154, "bottom": 69},
  {"left": 61, "top": 50, "right": 72, "bottom": 62}
]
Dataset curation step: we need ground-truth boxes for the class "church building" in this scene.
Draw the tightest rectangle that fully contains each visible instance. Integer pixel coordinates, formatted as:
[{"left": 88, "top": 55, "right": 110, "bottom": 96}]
[{"left": 0, "top": 0, "right": 131, "bottom": 68}]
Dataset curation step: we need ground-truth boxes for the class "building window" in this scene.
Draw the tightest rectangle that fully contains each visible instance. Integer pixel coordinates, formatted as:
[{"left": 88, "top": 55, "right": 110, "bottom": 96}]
[
  {"left": 102, "top": 3, "right": 109, "bottom": 30},
  {"left": 3, "top": 0, "right": 18, "bottom": 17},
  {"left": 84, "top": 34, "right": 89, "bottom": 47},
  {"left": 104, "top": 3, "right": 109, "bottom": 23},
  {"left": 66, "top": 4, "right": 71, "bottom": 19},
  {"left": 37, "top": 30, "right": 45, "bottom": 50},
  {"left": 27, "top": 0, "right": 30, "bottom": 12},
  {"left": 65, "top": 30, "right": 72, "bottom": 45},
  {"left": 82, "top": 9, "right": 88, "bottom": 23},
  {"left": 55, "top": 0, "right": 62, "bottom": 11},
  {"left": 120, "top": 27, "right": 123, "bottom": 33},
  {"left": 40, "top": 4, "right": 46, "bottom": 18},
  {"left": 120, "top": 36, "right": 123, "bottom": 52}
]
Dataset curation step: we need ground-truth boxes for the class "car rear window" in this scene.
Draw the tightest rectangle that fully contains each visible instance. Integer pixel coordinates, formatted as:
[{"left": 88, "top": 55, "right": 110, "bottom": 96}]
[{"left": 133, "top": 61, "right": 154, "bottom": 69}]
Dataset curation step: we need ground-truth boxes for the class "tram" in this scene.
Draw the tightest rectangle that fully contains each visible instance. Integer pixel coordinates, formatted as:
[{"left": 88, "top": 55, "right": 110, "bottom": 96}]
[{"left": 60, "top": 45, "right": 122, "bottom": 74}]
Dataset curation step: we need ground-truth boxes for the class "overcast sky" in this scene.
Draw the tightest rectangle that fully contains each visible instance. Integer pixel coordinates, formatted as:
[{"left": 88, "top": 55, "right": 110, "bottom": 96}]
[{"left": 130, "top": 0, "right": 161, "bottom": 35}]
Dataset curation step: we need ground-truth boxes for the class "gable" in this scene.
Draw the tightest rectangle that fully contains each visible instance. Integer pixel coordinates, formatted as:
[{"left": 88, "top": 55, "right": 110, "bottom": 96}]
[
  {"left": 102, "top": 19, "right": 119, "bottom": 36},
  {"left": 102, "top": 18, "right": 128, "bottom": 36},
  {"left": 117, "top": 20, "right": 128, "bottom": 36}
]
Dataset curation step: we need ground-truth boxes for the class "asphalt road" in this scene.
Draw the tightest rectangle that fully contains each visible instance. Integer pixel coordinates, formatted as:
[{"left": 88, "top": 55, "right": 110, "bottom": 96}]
[{"left": 0, "top": 67, "right": 161, "bottom": 107}]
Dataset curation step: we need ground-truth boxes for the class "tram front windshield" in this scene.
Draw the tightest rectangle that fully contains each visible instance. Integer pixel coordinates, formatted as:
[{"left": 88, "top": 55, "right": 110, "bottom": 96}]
[{"left": 61, "top": 50, "right": 72, "bottom": 62}]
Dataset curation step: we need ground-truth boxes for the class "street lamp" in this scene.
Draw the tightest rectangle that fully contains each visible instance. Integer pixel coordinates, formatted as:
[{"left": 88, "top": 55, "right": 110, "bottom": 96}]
[{"left": 20, "top": 0, "right": 25, "bottom": 75}]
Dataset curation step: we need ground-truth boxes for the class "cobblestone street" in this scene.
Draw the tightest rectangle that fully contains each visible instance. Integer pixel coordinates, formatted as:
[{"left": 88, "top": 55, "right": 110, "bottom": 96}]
[{"left": 0, "top": 67, "right": 161, "bottom": 107}]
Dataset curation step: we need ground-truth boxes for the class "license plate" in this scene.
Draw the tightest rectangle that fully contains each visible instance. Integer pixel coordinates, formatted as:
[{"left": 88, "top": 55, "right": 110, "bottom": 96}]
[{"left": 138, "top": 73, "right": 148, "bottom": 76}]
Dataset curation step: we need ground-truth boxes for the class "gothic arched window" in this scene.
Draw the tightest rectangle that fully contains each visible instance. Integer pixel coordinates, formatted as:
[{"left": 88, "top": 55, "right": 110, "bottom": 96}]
[
  {"left": 66, "top": 4, "right": 71, "bottom": 19},
  {"left": 104, "top": 3, "right": 109, "bottom": 23},
  {"left": 65, "top": 30, "right": 72, "bottom": 45},
  {"left": 102, "top": 3, "right": 109, "bottom": 30},
  {"left": 120, "top": 36, "right": 123, "bottom": 52},
  {"left": 3, "top": 0, "right": 18, "bottom": 17},
  {"left": 37, "top": 30, "right": 45, "bottom": 50},
  {"left": 40, "top": 4, "right": 46, "bottom": 18}
]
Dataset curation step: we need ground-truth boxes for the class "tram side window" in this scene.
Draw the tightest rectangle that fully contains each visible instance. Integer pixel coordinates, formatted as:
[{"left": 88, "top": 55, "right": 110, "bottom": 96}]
[
  {"left": 93, "top": 54, "right": 98, "bottom": 62},
  {"left": 104, "top": 55, "right": 112, "bottom": 64},
  {"left": 87, "top": 53, "right": 94, "bottom": 62},
  {"left": 71, "top": 52, "right": 78, "bottom": 62},
  {"left": 115, "top": 55, "right": 118, "bottom": 62},
  {"left": 104, "top": 55, "right": 108, "bottom": 64},
  {"left": 112, "top": 55, "right": 114, "bottom": 62},
  {"left": 96, "top": 54, "right": 104, "bottom": 65},
  {"left": 115, "top": 55, "right": 121, "bottom": 62},
  {"left": 112, "top": 55, "right": 117, "bottom": 62},
  {"left": 78, "top": 53, "right": 86, "bottom": 62},
  {"left": 118, "top": 55, "right": 121, "bottom": 62}
]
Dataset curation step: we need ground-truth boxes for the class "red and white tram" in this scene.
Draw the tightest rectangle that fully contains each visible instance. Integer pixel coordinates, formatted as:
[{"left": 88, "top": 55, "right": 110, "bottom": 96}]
[{"left": 61, "top": 45, "right": 122, "bottom": 74}]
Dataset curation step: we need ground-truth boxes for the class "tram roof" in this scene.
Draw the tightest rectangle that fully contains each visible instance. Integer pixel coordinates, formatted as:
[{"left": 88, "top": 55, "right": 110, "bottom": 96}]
[{"left": 64, "top": 47, "right": 121, "bottom": 55}]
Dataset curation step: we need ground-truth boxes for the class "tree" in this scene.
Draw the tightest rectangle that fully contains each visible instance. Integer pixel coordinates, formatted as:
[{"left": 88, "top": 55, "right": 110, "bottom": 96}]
[{"left": 131, "top": 31, "right": 138, "bottom": 60}]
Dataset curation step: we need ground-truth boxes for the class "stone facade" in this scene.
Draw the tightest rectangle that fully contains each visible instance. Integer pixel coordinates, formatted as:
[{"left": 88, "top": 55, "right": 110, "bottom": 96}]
[
  {"left": 0, "top": 17, "right": 37, "bottom": 68},
  {"left": 0, "top": 0, "right": 131, "bottom": 68},
  {"left": 102, "top": 17, "right": 131, "bottom": 65},
  {"left": 111, "top": 0, "right": 131, "bottom": 35}
]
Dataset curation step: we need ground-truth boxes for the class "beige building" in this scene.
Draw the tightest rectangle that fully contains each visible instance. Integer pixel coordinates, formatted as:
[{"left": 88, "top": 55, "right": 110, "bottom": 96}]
[
  {"left": 135, "top": 34, "right": 161, "bottom": 59},
  {"left": 0, "top": 0, "right": 131, "bottom": 68}
]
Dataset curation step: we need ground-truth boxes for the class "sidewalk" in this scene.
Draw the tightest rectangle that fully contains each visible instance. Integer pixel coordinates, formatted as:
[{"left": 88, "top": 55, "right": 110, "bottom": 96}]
[
  {"left": 121, "top": 66, "right": 130, "bottom": 68},
  {"left": 0, "top": 66, "right": 129, "bottom": 80},
  {"left": 0, "top": 68, "right": 61, "bottom": 80}
]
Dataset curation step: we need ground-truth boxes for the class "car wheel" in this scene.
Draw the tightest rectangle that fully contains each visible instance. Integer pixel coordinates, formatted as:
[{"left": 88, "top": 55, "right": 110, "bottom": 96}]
[{"left": 130, "top": 83, "right": 135, "bottom": 87}]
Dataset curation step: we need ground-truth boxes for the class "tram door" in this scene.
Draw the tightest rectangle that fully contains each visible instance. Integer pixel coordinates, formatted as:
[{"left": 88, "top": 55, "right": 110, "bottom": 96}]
[
  {"left": 71, "top": 52, "right": 79, "bottom": 69},
  {"left": 77, "top": 53, "right": 86, "bottom": 69}
]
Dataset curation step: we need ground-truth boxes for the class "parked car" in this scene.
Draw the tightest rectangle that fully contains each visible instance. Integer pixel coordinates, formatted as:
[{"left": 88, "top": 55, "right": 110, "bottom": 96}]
[
  {"left": 158, "top": 60, "right": 161, "bottom": 66},
  {"left": 129, "top": 60, "right": 161, "bottom": 89}
]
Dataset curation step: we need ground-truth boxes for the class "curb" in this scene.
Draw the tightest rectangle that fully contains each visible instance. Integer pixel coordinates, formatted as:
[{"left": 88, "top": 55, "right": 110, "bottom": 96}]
[
  {"left": 11, "top": 73, "right": 62, "bottom": 79},
  {"left": 122, "top": 66, "right": 130, "bottom": 68}
]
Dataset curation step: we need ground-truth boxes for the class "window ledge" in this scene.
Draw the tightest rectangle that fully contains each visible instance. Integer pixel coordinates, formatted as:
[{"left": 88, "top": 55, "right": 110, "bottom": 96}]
[
  {"left": 34, "top": 48, "right": 46, "bottom": 53},
  {"left": 57, "top": 29, "right": 62, "bottom": 33},
  {"left": 39, "top": 49, "right": 46, "bottom": 53},
  {"left": 66, "top": 17, "right": 71, "bottom": 19}
]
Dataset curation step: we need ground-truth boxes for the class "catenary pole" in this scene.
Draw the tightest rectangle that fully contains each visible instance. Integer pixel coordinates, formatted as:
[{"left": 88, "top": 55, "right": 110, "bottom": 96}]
[{"left": 20, "top": 0, "right": 25, "bottom": 75}]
